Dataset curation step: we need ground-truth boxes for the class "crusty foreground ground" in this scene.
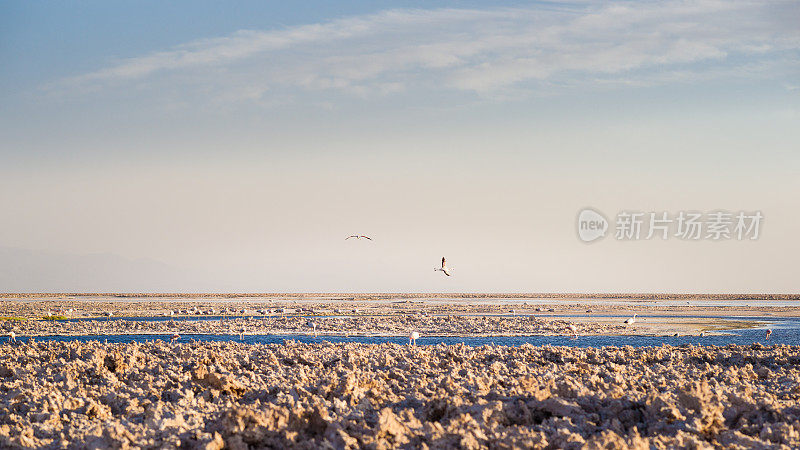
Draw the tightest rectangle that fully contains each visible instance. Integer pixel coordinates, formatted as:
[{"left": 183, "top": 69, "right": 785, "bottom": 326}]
[{"left": 2, "top": 341, "right": 799, "bottom": 449}]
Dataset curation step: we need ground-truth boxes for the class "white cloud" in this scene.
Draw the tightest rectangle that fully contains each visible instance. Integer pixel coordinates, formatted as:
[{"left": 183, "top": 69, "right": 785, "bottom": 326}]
[{"left": 58, "top": 0, "right": 800, "bottom": 102}]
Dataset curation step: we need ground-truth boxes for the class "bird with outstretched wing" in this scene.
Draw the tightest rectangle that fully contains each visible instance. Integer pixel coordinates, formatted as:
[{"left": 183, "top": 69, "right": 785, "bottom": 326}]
[{"left": 434, "top": 257, "right": 451, "bottom": 276}]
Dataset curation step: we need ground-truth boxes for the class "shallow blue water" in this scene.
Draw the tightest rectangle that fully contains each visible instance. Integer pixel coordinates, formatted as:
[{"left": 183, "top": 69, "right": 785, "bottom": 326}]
[{"left": 68, "top": 315, "right": 247, "bottom": 322}]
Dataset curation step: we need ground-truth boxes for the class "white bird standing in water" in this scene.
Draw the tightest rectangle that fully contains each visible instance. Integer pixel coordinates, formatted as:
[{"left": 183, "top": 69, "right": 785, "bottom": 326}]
[
  {"left": 766, "top": 329, "right": 772, "bottom": 340},
  {"left": 239, "top": 327, "right": 245, "bottom": 340},
  {"left": 308, "top": 320, "right": 317, "bottom": 338},
  {"left": 170, "top": 333, "right": 180, "bottom": 344},
  {"left": 624, "top": 314, "right": 637, "bottom": 326},
  {"left": 409, "top": 331, "right": 420, "bottom": 345},
  {"left": 568, "top": 324, "right": 578, "bottom": 339},
  {"left": 434, "top": 257, "right": 451, "bottom": 276},
  {"left": 8, "top": 331, "right": 15, "bottom": 343}
]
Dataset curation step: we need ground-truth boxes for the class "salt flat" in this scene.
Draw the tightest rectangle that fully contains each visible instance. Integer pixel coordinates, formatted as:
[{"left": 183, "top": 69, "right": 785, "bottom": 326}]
[{"left": 1, "top": 341, "right": 799, "bottom": 449}]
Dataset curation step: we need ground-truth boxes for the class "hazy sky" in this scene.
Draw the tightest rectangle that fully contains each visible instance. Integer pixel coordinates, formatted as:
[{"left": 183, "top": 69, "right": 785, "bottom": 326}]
[{"left": 1, "top": 0, "right": 799, "bottom": 293}]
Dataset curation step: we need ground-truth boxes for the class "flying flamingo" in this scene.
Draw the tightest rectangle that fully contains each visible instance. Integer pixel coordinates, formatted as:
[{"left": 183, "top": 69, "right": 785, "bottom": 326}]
[
  {"left": 434, "top": 257, "right": 451, "bottom": 276},
  {"left": 624, "top": 314, "right": 637, "bottom": 326},
  {"left": 346, "top": 235, "right": 372, "bottom": 240},
  {"left": 409, "top": 331, "right": 420, "bottom": 345}
]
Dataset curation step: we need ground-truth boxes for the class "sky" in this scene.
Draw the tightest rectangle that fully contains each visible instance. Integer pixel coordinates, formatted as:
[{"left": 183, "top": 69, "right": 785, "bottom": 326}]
[{"left": 1, "top": 0, "right": 799, "bottom": 293}]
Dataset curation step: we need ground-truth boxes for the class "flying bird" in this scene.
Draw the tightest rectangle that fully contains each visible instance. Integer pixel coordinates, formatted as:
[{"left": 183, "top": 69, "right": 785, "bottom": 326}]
[
  {"left": 346, "top": 235, "right": 372, "bottom": 240},
  {"left": 434, "top": 257, "right": 451, "bottom": 276}
]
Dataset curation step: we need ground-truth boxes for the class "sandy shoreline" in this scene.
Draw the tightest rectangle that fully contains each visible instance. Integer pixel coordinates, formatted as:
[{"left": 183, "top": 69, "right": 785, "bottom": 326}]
[{"left": 2, "top": 340, "right": 799, "bottom": 449}]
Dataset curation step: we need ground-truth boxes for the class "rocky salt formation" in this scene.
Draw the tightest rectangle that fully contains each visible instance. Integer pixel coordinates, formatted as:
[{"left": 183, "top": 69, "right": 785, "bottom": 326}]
[
  {"left": 1, "top": 341, "right": 800, "bottom": 449},
  {"left": 1, "top": 315, "right": 626, "bottom": 338}
]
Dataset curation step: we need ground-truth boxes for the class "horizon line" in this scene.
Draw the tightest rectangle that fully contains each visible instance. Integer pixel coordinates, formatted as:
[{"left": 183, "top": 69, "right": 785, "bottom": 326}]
[{"left": 1, "top": 292, "right": 799, "bottom": 299}]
